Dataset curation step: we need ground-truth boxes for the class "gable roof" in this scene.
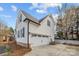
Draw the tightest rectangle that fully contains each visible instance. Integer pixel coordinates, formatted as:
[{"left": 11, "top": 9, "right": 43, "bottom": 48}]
[
  {"left": 19, "top": 9, "right": 54, "bottom": 24},
  {"left": 39, "top": 14, "right": 54, "bottom": 23},
  {"left": 39, "top": 15, "right": 48, "bottom": 22},
  {"left": 20, "top": 10, "right": 39, "bottom": 24}
]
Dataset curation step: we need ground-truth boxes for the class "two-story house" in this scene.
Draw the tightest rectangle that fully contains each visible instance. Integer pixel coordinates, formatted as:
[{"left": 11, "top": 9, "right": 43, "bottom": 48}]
[{"left": 15, "top": 9, "right": 56, "bottom": 48}]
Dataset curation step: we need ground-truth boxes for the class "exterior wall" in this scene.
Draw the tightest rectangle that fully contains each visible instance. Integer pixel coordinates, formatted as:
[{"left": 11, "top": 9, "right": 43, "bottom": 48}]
[
  {"left": 49, "top": 16, "right": 55, "bottom": 41},
  {"left": 16, "top": 22, "right": 28, "bottom": 43},
  {"left": 29, "top": 16, "right": 55, "bottom": 47},
  {"left": 15, "top": 12, "right": 28, "bottom": 46},
  {"left": 29, "top": 16, "right": 55, "bottom": 39},
  {"left": 29, "top": 21, "right": 51, "bottom": 35}
]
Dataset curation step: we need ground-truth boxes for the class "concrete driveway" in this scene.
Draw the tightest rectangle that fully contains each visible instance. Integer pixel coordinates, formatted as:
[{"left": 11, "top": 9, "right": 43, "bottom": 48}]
[{"left": 25, "top": 44, "right": 79, "bottom": 56}]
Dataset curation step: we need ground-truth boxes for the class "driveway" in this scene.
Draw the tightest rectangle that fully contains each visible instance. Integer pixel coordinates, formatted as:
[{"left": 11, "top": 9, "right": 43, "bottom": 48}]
[{"left": 25, "top": 44, "right": 79, "bottom": 56}]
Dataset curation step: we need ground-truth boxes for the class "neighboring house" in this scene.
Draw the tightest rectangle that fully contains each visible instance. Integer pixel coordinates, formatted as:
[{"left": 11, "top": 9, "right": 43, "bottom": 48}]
[{"left": 15, "top": 9, "right": 56, "bottom": 48}]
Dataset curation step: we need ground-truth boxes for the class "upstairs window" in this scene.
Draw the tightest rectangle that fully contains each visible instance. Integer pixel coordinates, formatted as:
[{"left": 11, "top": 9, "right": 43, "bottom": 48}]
[
  {"left": 47, "top": 20, "right": 50, "bottom": 27},
  {"left": 19, "top": 14, "right": 22, "bottom": 22}
]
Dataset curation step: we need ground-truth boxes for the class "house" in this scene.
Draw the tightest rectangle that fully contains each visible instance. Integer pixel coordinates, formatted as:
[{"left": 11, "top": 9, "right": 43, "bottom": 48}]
[{"left": 15, "top": 9, "right": 56, "bottom": 48}]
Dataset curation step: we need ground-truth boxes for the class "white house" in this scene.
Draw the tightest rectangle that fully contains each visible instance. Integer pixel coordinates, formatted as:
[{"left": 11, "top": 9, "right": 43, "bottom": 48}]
[{"left": 15, "top": 9, "right": 56, "bottom": 48}]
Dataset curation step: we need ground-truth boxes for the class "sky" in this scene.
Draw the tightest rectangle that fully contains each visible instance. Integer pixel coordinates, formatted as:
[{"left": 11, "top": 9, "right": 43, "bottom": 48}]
[{"left": 0, "top": 3, "right": 79, "bottom": 29}]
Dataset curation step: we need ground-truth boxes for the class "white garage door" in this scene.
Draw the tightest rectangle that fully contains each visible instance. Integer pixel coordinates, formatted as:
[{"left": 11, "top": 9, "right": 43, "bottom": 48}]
[{"left": 29, "top": 34, "right": 51, "bottom": 47}]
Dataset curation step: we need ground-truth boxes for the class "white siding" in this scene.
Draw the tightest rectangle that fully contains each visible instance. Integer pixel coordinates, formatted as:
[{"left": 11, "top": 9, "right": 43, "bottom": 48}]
[
  {"left": 29, "top": 16, "right": 55, "bottom": 40},
  {"left": 16, "top": 22, "right": 28, "bottom": 43},
  {"left": 15, "top": 12, "right": 28, "bottom": 45},
  {"left": 29, "top": 34, "right": 50, "bottom": 47},
  {"left": 29, "top": 17, "right": 51, "bottom": 36}
]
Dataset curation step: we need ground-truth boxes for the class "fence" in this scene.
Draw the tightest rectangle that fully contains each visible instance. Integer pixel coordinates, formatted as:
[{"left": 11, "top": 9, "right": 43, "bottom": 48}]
[{"left": 55, "top": 39, "right": 79, "bottom": 45}]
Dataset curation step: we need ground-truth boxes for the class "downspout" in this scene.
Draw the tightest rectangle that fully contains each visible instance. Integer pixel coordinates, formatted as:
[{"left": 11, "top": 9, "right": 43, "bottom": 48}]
[{"left": 27, "top": 20, "right": 30, "bottom": 48}]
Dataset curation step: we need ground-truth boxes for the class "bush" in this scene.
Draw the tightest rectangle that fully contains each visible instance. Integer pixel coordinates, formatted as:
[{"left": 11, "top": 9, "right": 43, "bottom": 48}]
[{"left": 57, "top": 31, "right": 63, "bottom": 38}]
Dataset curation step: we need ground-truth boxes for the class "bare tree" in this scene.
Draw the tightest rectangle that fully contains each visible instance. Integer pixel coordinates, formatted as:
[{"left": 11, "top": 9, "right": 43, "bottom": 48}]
[{"left": 57, "top": 3, "right": 68, "bottom": 39}]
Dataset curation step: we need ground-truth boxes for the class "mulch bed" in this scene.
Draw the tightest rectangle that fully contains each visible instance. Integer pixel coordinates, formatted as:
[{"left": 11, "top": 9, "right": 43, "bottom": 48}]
[
  {"left": 0, "top": 38, "right": 32, "bottom": 56},
  {"left": 9, "top": 45, "right": 32, "bottom": 56},
  {"left": 8, "top": 41, "right": 32, "bottom": 56}
]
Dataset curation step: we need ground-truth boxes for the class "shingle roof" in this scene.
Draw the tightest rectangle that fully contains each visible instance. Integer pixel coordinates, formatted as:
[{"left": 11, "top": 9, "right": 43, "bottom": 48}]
[
  {"left": 20, "top": 10, "right": 40, "bottom": 24},
  {"left": 20, "top": 10, "right": 54, "bottom": 24},
  {"left": 39, "top": 15, "right": 48, "bottom": 22}
]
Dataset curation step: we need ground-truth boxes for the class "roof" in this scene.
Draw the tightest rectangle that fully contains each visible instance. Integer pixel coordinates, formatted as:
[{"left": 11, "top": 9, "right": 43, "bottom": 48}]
[
  {"left": 19, "top": 9, "right": 54, "bottom": 24},
  {"left": 39, "top": 15, "right": 48, "bottom": 22},
  {"left": 20, "top": 10, "right": 40, "bottom": 24}
]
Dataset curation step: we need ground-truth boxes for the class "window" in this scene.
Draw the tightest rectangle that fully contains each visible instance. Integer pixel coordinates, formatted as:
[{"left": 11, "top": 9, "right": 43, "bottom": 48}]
[
  {"left": 19, "top": 14, "right": 22, "bottom": 22},
  {"left": 31, "top": 34, "right": 37, "bottom": 37},
  {"left": 18, "top": 31, "right": 20, "bottom": 38},
  {"left": 38, "top": 35, "right": 41, "bottom": 37},
  {"left": 47, "top": 20, "right": 50, "bottom": 27},
  {"left": 22, "top": 27, "right": 25, "bottom": 37},
  {"left": 21, "top": 29, "right": 23, "bottom": 37},
  {"left": 17, "top": 27, "right": 25, "bottom": 38},
  {"left": 19, "top": 30, "right": 21, "bottom": 38},
  {"left": 42, "top": 35, "right": 48, "bottom": 37}
]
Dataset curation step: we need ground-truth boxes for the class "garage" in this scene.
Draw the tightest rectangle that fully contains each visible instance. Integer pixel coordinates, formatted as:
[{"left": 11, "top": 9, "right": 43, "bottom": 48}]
[{"left": 29, "top": 33, "right": 51, "bottom": 47}]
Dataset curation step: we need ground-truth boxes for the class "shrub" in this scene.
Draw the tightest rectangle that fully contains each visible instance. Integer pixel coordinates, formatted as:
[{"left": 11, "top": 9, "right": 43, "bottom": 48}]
[{"left": 57, "top": 31, "right": 63, "bottom": 38}]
